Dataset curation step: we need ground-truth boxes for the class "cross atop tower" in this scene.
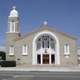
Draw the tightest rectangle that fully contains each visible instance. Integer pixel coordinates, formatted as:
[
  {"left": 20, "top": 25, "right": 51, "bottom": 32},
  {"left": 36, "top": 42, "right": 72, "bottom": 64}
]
[
  {"left": 44, "top": 21, "right": 47, "bottom": 26},
  {"left": 13, "top": 6, "right": 16, "bottom": 10}
]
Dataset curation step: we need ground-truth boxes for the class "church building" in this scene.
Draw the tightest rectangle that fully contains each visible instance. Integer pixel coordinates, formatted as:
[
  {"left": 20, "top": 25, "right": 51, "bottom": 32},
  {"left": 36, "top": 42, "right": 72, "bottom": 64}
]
[{"left": 6, "top": 6, "right": 78, "bottom": 66}]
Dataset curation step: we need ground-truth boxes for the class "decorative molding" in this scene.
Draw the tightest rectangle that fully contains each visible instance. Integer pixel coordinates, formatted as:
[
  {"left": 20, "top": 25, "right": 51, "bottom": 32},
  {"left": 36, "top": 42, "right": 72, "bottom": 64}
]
[
  {"left": 9, "top": 53, "right": 14, "bottom": 56},
  {"left": 32, "top": 31, "right": 60, "bottom": 65},
  {"left": 7, "top": 21, "right": 19, "bottom": 23},
  {"left": 6, "top": 32, "right": 19, "bottom": 33},
  {"left": 22, "top": 53, "right": 28, "bottom": 56}
]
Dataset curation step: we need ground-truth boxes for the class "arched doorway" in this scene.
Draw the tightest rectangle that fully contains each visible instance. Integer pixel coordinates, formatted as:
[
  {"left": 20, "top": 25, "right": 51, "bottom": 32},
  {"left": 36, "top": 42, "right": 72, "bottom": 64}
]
[{"left": 33, "top": 31, "right": 60, "bottom": 65}]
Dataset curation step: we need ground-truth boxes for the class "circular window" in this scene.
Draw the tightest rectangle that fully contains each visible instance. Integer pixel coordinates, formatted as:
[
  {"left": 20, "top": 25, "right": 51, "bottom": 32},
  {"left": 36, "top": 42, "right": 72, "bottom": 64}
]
[{"left": 44, "top": 38, "right": 47, "bottom": 41}]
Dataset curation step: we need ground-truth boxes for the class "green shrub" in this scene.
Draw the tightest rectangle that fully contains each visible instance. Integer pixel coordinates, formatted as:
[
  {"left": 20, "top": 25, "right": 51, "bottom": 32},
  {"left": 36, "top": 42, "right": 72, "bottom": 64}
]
[
  {"left": 0, "top": 61, "right": 3, "bottom": 65},
  {"left": 1, "top": 61, "right": 16, "bottom": 67},
  {"left": 0, "top": 51, "right": 6, "bottom": 60},
  {"left": 78, "top": 59, "right": 79, "bottom": 62}
]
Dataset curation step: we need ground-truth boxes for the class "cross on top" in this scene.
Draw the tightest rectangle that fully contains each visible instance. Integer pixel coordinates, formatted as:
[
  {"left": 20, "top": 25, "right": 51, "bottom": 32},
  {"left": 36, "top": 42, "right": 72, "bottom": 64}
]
[
  {"left": 13, "top": 6, "right": 16, "bottom": 10},
  {"left": 44, "top": 21, "right": 47, "bottom": 26}
]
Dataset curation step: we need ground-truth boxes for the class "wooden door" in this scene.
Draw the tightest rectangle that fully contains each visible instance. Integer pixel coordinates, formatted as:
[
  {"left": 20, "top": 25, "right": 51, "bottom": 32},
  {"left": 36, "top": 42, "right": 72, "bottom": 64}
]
[{"left": 43, "top": 55, "right": 49, "bottom": 64}]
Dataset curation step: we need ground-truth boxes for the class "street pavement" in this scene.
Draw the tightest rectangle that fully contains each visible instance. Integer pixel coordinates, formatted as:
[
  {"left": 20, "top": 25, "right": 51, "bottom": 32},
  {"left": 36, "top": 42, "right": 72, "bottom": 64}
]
[
  {"left": 0, "top": 65, "right": 80, "bottom": 72},
  {"left": 0, "top": 66, "right": 80, "bottom": 80},
  {"left": 0, "top": 65, "right": 80, "bottom": 79},
  {"left": 0, "top": 71, "right": 80, "bottom": 80}
]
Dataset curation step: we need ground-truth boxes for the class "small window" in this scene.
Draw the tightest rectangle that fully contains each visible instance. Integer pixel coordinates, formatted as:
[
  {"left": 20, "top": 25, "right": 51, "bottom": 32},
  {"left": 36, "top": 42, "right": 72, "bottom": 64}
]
[
  {"left": 9, "top": 45, "right": 14, "bottom": 55},
  {"left": 64, "top": 44, "right": 70, "bottom": 55},
  {"left": 22, "top": 45, "right": 28, "bottom": 55}
]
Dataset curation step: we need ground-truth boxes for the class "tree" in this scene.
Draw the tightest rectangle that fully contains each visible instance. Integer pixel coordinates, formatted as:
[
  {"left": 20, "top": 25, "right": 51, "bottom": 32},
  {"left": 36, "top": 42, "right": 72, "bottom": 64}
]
[{"left": 0, "top": 51, "right": 6, "bottom": 60}]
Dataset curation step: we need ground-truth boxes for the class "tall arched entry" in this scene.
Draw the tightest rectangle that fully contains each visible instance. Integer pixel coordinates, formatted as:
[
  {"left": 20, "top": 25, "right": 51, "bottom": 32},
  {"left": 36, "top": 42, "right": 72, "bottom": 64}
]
[{"left": 32, "top": 31, "right": 60, "bottom": 65}]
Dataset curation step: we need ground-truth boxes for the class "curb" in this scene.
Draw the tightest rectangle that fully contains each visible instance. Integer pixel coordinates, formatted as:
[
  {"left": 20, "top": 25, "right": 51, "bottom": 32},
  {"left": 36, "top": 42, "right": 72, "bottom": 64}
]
[{"left": 0, "top": 67, "right": 80, "bottom": 72}]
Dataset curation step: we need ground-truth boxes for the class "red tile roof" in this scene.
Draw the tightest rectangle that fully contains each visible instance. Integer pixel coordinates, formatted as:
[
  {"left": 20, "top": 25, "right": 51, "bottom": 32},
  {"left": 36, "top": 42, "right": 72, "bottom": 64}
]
[{"left": 14, "top": 25, "right": 77, "bottom": 41}]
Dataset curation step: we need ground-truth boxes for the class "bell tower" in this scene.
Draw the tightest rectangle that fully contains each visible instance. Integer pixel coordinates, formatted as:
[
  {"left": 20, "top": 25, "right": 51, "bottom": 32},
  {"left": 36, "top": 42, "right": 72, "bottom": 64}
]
[
  {"left": 7, "top": 6, "right": 20, "bottom": 33},
  {"left": 6, "top": 6, "right": 20, "bottom": 60}
]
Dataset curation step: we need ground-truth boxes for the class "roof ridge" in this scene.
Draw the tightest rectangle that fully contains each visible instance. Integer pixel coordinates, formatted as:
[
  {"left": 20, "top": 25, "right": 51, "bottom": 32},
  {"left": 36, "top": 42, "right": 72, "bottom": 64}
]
[{"left": 14, "top": 26, "right": 77, "bottom": 41}]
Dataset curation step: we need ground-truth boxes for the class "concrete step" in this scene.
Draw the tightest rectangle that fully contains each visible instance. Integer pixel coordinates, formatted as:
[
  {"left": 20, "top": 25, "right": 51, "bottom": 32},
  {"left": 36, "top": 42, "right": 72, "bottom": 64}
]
[{"left": 17, "top": 64, "right": 72, "bottom": 68}]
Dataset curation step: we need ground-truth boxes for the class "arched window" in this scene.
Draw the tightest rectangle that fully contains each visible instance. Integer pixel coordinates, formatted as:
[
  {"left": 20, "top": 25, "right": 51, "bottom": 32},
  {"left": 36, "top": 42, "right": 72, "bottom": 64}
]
[
  {"left": 37, "top": 38, "right": 41, "bottom": 50},
  {"left": 10, "top": 20, "right": 15, "bottom": 32},
  {"left": 36, "top": 36, "right": 55, "bottom": 50}
]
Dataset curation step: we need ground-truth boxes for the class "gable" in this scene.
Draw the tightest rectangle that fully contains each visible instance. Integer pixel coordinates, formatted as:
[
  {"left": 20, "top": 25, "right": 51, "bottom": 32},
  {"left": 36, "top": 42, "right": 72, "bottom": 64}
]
[{"left": 14, "top": 26, "right": 77, "bottom": 41}]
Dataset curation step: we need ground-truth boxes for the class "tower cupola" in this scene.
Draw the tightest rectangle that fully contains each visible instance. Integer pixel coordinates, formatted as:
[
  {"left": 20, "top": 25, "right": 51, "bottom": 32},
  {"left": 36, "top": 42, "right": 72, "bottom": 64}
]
[{"left": 9, "top": 6, "right": 18, "bottom": 17}]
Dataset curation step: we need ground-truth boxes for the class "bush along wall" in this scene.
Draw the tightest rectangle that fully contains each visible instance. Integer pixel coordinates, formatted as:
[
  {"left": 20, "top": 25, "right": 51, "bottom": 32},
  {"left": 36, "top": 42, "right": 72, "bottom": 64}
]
[
  {"left": 0, "top": 61, "right": 3, "bottom": 65},
  {"left": 1, "top": 61, "right": 16, "bottom": 67},
  {"left": 0, "top": 51, "right": 6, "bottom": 60}
]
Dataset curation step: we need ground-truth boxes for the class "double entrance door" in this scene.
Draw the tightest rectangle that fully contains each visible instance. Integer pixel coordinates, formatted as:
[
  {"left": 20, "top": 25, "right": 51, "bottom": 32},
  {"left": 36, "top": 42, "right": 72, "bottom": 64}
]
[{"left": 37, "top": 54, "right": 55, "bottom": 64}]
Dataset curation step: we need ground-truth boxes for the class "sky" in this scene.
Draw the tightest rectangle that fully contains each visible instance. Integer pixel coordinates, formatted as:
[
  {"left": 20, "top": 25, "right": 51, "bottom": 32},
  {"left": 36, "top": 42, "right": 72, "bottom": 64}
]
[{"left": 0, "top": 0, "right": 80, "bottom": 51}]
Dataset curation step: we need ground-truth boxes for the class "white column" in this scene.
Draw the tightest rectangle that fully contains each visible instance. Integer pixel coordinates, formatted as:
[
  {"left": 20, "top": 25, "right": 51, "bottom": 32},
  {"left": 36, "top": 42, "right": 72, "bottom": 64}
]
[
  {"left": 14, "top": 22, "right": 15, "bottom": 32},
  {"left": 49, "top": 54, "right": 51, "bottom": 64},
  {"left": 41, "top": 54, "right": 43, "bottom": 64},
  {"left": 55, "top": 44, "right": 57, "bottom": 65},
  {"left": 10, "top": 22, "right": 12, "bottom": 32},
  {"left": 35, "top": 54, "right": 37, "bottom": 65}
]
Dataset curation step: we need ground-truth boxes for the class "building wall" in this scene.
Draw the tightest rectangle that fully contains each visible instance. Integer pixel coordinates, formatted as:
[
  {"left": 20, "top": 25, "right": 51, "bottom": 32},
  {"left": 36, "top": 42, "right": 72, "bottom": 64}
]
[
  {"left": 13, "top": 29, "right": 78, "bottom": 65},
  {"left": 6, "top": 33, "right": 19, "bottom": 61}
]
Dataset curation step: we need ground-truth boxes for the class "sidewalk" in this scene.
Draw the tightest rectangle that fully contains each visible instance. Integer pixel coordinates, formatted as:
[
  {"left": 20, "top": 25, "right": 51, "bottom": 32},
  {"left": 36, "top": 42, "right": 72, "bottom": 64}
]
[{"left": 0, "top": 65, "right": 80, "bottom": 72}]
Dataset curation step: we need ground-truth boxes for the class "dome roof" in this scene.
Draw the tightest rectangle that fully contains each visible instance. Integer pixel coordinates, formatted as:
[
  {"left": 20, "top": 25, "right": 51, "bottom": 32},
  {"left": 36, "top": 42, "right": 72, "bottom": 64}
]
[{"left": 9, "top": 6, "right": 18, "bottom": 17}]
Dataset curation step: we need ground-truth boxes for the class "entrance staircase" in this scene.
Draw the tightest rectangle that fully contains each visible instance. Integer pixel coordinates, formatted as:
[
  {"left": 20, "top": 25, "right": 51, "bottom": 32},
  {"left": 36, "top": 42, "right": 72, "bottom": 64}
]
[{"left": 17, "top": 63, "right": 72, "bottom": 68}]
